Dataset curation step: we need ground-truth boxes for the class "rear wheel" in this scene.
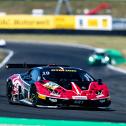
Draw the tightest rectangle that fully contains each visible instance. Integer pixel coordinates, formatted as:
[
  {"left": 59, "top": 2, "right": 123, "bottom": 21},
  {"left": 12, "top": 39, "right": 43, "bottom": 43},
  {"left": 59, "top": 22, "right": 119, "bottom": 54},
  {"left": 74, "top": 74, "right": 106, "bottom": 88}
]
[
  {"left": 6, "top": 81, "right": 22, "bottom": 104},
  {"left": 6, "top": 81, "right": 14, "bottom": 104}
]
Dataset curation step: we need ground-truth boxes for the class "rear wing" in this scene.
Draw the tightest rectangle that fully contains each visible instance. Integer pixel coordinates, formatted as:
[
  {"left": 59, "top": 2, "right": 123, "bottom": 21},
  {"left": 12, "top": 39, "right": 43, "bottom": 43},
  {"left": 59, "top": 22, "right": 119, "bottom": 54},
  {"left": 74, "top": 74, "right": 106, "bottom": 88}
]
[{"left": 6, "top": 63, "right": 70, "bottom": 69}]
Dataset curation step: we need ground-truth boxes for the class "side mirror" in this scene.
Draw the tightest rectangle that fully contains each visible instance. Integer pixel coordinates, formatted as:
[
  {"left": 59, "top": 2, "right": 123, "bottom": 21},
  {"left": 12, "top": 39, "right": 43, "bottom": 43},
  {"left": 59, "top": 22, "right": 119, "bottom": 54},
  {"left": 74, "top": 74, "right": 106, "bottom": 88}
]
[{"left": 97, "top": 79, "right": 102, "bottom": 85}]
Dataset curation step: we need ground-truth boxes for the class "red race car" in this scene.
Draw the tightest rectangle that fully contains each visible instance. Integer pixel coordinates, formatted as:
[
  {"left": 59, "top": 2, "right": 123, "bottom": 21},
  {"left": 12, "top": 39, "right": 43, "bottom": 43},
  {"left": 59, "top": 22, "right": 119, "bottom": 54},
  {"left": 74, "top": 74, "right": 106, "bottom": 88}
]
[{"left": 6, "top": 64, "right": 111, "bottom": 108}]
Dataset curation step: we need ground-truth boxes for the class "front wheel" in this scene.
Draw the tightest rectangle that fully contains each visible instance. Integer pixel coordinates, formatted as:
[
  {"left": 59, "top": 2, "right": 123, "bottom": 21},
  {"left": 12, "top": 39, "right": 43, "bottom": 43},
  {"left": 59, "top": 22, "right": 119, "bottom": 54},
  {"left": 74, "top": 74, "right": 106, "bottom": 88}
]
[{"left": 30, "top": 85, "right": 39, "bottom": 107}]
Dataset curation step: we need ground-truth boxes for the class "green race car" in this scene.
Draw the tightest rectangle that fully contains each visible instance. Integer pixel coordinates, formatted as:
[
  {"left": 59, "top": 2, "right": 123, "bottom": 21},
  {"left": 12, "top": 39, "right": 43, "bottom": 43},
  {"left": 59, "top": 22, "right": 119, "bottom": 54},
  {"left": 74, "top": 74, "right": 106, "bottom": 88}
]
[
  {"left": 88, "top": 49, "right": 112, "bottom": 65},
  {"left": 88, "top": 49, "right": 126, "bottom": 66}
]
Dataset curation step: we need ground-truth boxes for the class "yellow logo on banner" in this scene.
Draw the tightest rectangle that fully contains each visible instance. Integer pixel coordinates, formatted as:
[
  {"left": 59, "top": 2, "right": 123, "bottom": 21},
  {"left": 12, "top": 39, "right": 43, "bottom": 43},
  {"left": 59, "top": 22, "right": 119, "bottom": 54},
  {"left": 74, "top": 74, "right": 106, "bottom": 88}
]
[
  {"left": 55, "top": 15, "right": 75, "bottom": 29},
  {"left": 102, "top": 19, "right": 108, "bottom": 28},
  {"left": 88, "top": 19, "right": 98, "bottom": 27},
  {"left": 76, "top": 15, "right": 112, "bottom": 30}
]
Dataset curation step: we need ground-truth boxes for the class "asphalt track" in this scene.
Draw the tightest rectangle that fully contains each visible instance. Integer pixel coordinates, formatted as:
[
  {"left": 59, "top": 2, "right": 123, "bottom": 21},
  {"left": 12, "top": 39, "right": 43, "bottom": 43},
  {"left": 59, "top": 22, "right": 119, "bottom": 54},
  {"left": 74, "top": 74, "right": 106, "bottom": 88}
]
[{"left": 0, "top": 42, "right": 126, "bottom": 122}]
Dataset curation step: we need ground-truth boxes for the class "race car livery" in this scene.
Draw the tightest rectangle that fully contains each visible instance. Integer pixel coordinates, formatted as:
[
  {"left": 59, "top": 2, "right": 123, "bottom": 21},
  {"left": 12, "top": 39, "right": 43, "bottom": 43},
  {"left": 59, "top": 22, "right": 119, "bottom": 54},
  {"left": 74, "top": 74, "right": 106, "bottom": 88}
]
[{"left": 6, "top": 64, "right": 111, "bottom": 108}]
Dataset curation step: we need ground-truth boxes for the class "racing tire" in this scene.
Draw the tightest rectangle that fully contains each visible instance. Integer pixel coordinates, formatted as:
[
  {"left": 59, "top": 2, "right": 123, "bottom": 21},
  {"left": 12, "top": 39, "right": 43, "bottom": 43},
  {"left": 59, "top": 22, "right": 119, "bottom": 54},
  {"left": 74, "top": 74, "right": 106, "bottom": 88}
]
[
  {"left": 18, "top": 86, "right": 23, "bottom": 100},
  {"left": 30, "top": 85, "right": 39, "bottom": 107},
  {"left": 6, "top": 81, "right": 14, "bottom": 104}
]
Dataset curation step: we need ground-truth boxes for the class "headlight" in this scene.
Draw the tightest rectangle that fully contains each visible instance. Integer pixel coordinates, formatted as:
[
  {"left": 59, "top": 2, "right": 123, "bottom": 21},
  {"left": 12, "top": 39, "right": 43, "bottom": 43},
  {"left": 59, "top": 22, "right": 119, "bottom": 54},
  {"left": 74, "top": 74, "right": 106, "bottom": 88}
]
[
  {"left": 89, "top": 57, "right": 94, "bottom": 62},
  {"left": 104, "top": 56, "right": 110, "bottom": 62}
]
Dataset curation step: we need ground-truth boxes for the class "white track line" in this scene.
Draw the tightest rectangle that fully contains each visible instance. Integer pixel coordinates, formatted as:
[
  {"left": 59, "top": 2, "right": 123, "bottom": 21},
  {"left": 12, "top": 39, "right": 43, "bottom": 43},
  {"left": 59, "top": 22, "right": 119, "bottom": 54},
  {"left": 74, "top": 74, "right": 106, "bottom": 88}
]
[
  {"left": 107, "top": 65, "right": 126, "bottom": 74},
  {"left": 0, "top": 49, "right": 14, "bottom": 68}
]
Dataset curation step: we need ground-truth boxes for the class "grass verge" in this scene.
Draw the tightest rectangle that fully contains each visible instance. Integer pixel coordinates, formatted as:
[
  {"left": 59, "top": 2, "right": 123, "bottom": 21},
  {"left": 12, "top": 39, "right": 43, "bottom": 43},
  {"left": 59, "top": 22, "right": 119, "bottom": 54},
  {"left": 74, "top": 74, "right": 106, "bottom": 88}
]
[
  {"left": 0, "top": 49, "right": 7, "bottom": 63},
  {"left": 0, "top": 34, "right": 126, "bottom": 51}
]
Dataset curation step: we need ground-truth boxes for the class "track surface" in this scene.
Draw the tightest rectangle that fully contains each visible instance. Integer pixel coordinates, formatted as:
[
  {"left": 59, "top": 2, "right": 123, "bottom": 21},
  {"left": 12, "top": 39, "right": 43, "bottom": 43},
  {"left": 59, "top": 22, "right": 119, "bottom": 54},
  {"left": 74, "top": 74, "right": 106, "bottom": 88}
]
[{"left": 0, "top": 42, "right": 126, "bottom": 122}]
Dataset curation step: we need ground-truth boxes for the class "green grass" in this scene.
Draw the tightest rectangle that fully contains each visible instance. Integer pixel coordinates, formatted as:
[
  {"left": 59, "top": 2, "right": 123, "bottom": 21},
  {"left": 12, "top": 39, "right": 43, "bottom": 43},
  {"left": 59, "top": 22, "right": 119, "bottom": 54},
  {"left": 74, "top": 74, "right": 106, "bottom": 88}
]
[
  {"left": 0, "top": 49, "right": 7, "bottom": 63},
  {"left": 0, "top": 34, "right": 126, "bottom": 51},
  {"left": 0, "top": 0, "right": 126, "bottom": 17}
]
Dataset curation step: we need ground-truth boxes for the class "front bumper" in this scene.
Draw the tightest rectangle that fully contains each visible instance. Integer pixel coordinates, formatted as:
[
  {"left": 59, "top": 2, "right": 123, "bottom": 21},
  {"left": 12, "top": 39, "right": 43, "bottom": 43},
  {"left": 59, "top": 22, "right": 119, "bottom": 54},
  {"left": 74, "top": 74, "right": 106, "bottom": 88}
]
[
  {"left": 37, "top": 96, "right": 111, "bottom": 107},
  {"left": 59, "top": 98, "right": 111, "bottom": 107},
  {"left": 89, "top": 60, "right": 107, "bottom": 65}
]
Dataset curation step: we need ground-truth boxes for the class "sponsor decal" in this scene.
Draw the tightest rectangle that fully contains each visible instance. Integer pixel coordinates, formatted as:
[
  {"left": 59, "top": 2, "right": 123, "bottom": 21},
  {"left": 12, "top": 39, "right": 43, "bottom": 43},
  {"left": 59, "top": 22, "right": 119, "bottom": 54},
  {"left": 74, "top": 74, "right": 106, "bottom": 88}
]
[
  {"left": 42, "top": 71, "right": 50, "bottom": 76},
  {"left": 99, "top": 99, "right": 105, "bottom": 103},
  {"left": 74, "top": 100, "right": 84, "bottom": 104},
  {"left": 43, "top": 81, "right": 59, "bottom": 90},
  {"left": 72, "top": 96, "right": 87, "bottom": 100},
  {"left": 55, "top": 15, "right": 75, "bottom": 29},
  {"left": 51, "top": 69, "right": 77, "bottom": 72},
  {"left": 49, "top": 98, "right": 57, "bottom": 102}
]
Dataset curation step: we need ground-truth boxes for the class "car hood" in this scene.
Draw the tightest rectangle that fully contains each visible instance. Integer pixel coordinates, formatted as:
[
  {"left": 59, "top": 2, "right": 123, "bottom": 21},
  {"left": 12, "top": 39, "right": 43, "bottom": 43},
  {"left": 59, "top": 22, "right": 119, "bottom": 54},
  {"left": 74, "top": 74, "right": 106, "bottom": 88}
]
[{"left": 35, "top": 80, "right": 110, "bottom": 100}]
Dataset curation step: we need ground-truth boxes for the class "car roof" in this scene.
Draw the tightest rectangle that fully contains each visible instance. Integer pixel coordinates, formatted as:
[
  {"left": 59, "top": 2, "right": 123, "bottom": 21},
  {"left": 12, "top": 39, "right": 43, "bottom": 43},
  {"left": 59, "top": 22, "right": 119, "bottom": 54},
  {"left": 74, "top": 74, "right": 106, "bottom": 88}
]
[{"left": 94, "top": 48, "right": 105, "bottom": 53}]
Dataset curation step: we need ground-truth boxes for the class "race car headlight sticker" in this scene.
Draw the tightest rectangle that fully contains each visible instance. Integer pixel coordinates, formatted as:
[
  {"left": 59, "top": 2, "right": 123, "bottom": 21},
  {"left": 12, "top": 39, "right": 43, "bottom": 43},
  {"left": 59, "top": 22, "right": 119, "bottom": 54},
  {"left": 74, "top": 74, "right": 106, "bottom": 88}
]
[{"left": 38, "top": 93, "right": 46, "bottom": 100}]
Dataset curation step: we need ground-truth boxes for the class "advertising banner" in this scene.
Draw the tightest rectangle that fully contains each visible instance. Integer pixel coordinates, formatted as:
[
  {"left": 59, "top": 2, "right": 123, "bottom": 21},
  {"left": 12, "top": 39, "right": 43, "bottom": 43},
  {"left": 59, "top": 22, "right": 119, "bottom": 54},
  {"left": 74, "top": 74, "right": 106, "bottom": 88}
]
[
  {"left": 0, "top": 15, "right": 112, "bottom": 30},
  {"left": 76, "top": 15, "right": 112, "bottom": 30},
  {"left": 0, "top": 15, "right": 54, "bottom": 29}
]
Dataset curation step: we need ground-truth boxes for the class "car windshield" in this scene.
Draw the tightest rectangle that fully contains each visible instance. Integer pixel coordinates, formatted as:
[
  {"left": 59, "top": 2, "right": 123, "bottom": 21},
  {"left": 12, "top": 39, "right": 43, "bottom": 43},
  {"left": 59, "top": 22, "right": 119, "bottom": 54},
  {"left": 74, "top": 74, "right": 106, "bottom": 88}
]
[
  {"left": 42, "top": 69, "right": 94, "bottom": 82},
  {"left": 41, "top": 69, "right": 95, "bottom": 90},
  {"left": 95, "top": 52, "right": 106, "bottom": 56}
]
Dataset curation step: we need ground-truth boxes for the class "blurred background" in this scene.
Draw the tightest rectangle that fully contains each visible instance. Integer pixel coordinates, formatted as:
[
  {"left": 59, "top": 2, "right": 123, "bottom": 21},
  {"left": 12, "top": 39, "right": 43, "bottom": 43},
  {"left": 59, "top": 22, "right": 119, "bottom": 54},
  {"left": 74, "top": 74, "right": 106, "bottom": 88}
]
[
  {"left": 0, "top": 1, "right": 126, "bottom": 125},
  {"left": 0, "top": 0, "right": 126, "bottom": 68},
  {"left": 0, "top": 0, "right": 125, "bottom": 17}
]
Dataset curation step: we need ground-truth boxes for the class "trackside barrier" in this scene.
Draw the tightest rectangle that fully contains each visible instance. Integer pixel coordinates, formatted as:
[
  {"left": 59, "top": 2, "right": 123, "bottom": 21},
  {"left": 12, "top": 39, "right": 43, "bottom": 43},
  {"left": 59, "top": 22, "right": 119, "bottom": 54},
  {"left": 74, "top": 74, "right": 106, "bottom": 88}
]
[
  {"left": 0, "top": 117, "right": 126, "bottom": 126},
  {"left": 0, "top": 15, "right": 112, "bottom": 30},
  {"left": 0, "top": 29, "right": 126, "bottom": 36}
]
